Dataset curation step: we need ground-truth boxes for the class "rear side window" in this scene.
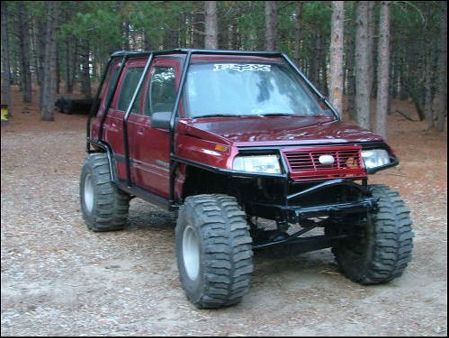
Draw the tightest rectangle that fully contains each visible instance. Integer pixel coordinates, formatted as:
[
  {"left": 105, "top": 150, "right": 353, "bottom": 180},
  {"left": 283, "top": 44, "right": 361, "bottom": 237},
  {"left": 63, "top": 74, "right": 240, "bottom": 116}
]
[
  {"left": 118, "top": 67, "right": 144, "bottom": 112},
  {"left": 96, "top": 61, "right": 121, "bottom": 116},
  {"left": 105, "top": 67, "right": 120, "bottom": 107},
  {"left": 145, "top": 66, "right": 176, "bottom": 116}
]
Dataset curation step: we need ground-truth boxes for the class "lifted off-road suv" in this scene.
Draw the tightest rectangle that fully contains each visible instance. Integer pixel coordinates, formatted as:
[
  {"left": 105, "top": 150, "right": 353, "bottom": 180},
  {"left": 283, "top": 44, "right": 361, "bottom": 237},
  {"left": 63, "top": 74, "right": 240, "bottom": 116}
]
[{"left": 81, "top": 49, "right": 413, "bottom": 309}]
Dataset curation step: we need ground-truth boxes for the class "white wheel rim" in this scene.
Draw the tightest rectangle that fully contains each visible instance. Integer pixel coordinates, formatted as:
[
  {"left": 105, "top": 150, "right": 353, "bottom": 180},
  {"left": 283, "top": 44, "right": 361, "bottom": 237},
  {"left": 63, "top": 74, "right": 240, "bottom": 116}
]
[
  {"left": 182, "top": 225, "right": 200, "bottom": 280},
  {"left": 84, "top": 173, "right": 94, "bottom": 213}
]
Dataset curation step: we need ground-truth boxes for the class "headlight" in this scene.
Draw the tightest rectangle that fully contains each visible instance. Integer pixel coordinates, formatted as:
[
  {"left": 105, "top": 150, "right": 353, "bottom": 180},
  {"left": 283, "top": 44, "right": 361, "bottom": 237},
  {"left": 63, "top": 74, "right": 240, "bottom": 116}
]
[
  {"left": 361, "top": 149, "right": 391, "bottom": 169},
  {"left": 233, "top": 155, "right": 281, "bottom": 174}
]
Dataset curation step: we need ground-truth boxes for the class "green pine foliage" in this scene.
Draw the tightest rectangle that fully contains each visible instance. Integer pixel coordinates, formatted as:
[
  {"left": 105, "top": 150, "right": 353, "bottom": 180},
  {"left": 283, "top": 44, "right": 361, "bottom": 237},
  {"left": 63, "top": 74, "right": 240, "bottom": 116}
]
[{"left": 1, "top": 1, "right": 446, "bottom": 127}]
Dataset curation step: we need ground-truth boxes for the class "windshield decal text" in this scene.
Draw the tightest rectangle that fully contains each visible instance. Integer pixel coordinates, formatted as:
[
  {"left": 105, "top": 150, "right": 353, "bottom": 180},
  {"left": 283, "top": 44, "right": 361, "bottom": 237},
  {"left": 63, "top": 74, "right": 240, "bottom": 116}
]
[{"left": 213, "top": 64, "right": 271, "bottom": 72}]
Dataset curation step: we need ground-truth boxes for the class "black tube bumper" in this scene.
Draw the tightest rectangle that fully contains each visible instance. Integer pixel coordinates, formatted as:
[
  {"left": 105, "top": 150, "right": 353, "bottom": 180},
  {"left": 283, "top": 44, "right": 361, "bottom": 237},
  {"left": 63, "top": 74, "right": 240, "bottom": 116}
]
[
  {"left": 247, "top": 197, "right": 377, "bottom": 223},
  {"left": 291, "top": 198, "right": 377, "bottom": 219}
]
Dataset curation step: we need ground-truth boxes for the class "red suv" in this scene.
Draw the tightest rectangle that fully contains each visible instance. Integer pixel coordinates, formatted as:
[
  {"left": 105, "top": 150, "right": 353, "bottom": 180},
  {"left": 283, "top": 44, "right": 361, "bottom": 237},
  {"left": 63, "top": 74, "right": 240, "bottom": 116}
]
[{"left": 81, "top": 49, "right": 413, "bottom": 309}]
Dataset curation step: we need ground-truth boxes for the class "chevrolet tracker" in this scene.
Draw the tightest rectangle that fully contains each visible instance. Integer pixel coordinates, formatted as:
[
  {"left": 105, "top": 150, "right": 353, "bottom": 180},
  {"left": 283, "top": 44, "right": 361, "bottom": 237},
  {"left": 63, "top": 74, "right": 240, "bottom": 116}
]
[{"left": 80, "top": 49, "right": 414, "bottom": 309}]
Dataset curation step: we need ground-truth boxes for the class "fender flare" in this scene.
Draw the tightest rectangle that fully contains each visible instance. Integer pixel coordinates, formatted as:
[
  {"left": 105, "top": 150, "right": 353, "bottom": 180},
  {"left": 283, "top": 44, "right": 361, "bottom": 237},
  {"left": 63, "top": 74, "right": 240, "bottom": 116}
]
[{"left": 87, "top": 140, "right": 118, "bottom": 184}]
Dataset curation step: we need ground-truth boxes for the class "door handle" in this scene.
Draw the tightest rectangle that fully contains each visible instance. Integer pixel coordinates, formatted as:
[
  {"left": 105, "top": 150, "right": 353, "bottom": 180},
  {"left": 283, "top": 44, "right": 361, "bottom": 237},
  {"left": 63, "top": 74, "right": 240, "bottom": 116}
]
[{"left": 137, "top": 127, "right": 145, "bottom": 135}]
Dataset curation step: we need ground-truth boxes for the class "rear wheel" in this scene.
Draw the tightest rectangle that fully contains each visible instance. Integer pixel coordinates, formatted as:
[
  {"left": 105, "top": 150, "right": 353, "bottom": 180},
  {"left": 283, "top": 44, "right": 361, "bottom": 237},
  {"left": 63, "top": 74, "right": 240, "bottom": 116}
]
[
  {"left": 176, "top": 194, "right": 253, "bottom": 309},
  {"left": 327, "top": 184, "right": 414, "bottom": 284},
  {"left": 80, "top": 153, "right": 130, "bottom": 232}
]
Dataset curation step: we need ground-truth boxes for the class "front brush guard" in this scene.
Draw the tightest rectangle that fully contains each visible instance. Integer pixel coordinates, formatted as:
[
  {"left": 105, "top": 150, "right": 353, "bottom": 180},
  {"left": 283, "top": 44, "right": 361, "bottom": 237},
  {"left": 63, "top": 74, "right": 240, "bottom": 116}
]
[{"left": 247, "top": 179, "right": 378, "bottom": 251}]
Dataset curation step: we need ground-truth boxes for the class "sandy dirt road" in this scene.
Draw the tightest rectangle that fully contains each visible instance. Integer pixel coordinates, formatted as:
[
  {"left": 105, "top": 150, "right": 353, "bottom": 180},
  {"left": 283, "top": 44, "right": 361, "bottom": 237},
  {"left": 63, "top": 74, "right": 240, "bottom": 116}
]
[{"left": 1, "top": 98, "right": 447, "bottom": 336}]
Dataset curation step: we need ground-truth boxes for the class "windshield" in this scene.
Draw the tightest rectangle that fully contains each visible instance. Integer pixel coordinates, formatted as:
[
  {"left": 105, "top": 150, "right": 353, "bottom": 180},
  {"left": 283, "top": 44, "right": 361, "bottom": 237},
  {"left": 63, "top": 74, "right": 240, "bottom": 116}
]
[{"left": 184, "top": 62, "right": 331, "bottom": 118}]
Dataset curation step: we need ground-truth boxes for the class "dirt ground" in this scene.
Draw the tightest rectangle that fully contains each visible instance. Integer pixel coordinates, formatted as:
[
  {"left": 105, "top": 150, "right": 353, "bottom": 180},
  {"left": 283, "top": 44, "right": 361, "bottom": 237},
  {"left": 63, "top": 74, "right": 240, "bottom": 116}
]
[{"left": 1, "top": 86, "right": 447, "bottom": 336}]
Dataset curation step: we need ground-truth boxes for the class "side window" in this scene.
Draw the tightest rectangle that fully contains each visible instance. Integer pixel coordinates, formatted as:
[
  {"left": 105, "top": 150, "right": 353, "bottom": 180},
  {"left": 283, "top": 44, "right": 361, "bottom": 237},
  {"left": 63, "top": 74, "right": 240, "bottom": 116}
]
[
  {"left": 118, "top": 67, "right": 144, "bottom": 112},
  {"left": 105, "top": 66, "right": 120, "bottom": 107},
  {"left": 145, "top": 67, "right": 176, "bottom": 116},
  {"left": 96, "top": 61, "right": 120, "bottom": 116}
]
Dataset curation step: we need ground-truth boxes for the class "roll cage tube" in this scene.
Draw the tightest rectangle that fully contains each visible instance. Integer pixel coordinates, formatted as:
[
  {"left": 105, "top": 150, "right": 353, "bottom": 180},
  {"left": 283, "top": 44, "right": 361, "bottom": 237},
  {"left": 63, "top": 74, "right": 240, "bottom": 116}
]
[
  {"left": 86, "top": 56, "right": 112, "bottom": 153},
  {"left": 86, "top": 49, "right": 342, "bottom": 209},
  {"left": 86, "top": 54, "right": 128, "bottom": 151}
]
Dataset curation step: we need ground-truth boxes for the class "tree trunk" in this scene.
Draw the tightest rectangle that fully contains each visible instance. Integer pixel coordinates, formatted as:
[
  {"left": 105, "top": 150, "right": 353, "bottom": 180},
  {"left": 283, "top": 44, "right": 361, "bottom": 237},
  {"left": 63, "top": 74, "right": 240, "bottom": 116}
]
[
  {"left": 395, "top": 55, "right": 403, "bottom": 99},
  {"left": 218, "top": 7, "right": 227, "bottom": 49},
  {"left": 329, "top": 1, "right": 345, "bottom": 116},
  {"left": 38, "top": 18, "right": 46, "bottom": 105},
  {"left": 17, "top": 1, "right": 32, "bottom": 103},
  {"left": 321, "top": 40, "right": 328, "bottom": 96},
  {"left": 144, "top": 31, "right": 152, "bottom": 50},
  {"left": 389, "top": 51, "right": 396, "bottom": 99},
  {"left": 56, "top": 44, "right": 60, "bottom": 94},
  {"left": 424, "top": 50, "right": 434, "bottom": 129},
  {"left": 178, "top": 14, "right": 186, "bottom": 48},
  {"left": 233, "top": 24, "right": 241, "bottom": 50},
  {"left": 346, "top": 15, "right": 356, "bottom": 119},
  {"left": 192, "top": 10, "right": 204, "bottom": 48},
  {"left": 69, "top": 39, "right": 77, "bottom": 94},
  {"left": 123, "top": 20, "right": 130, "bottom": 50},
  {"left": 1, "top": 1, "right": 12, "bottom": 116},
  {"left": 65, "top": 39, "right": 72, "bottom": 93},
  {"left": 293, "top": 2, "right": 302, "bottom": 63},
  {"left": 374, "top": 1, "right": 391, "bottom": 139},
  {"left": 398, "top": 47, "right": 407, "bottom": 100},
  {"left": 265, "top": 1, "right": 277, "bottom": 51},
  {"left": 204, "top": 1, "right": 218, "bottom": 49},
  {"left": 310, "top": 33, "right": 321, "bottom": 88},
  {"left": 367, "top": 1, "right": 375, "bottom": 98},
  {"left": 227, "top": 24, "right": 235, "bottom": 49},
  {"left": 432, "top": 3, "right": 447, "bottom": 131},
  {"left": 355, "top": 1, "right": 371, "bottom": 129},
  {"left": 40, "top": 1, "right": 59, "bottom": 121},
  {"left": 80, "top": 41, "right": 92, "bottom": 99},
  {"left": 30, "top": 19, "right": 39, "bottom": 85}
]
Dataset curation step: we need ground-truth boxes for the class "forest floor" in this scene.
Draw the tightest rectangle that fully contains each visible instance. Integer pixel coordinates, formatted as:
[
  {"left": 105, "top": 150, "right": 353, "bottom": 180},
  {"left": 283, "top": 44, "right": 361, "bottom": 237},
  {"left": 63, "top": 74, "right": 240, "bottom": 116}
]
[{"left": 1, "top": 86, "right": 447, "bottom": 336}]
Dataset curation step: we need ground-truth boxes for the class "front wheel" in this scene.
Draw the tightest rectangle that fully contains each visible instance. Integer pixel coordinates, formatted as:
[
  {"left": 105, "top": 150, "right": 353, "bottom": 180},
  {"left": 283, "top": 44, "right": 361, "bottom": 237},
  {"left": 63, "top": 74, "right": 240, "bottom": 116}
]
[
  {"left": 176, "top": 194, "right": 254, "bottom": 309},
  {"left": 327, "top": 184, "right": 414, "bottom": 284}
]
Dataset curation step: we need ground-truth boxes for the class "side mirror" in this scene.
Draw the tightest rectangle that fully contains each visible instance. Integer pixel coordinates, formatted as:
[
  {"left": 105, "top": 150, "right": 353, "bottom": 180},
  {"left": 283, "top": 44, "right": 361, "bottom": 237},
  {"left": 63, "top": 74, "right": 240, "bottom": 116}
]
[{"left": 151, "top": 111, "right": 171, "bottom": 129}]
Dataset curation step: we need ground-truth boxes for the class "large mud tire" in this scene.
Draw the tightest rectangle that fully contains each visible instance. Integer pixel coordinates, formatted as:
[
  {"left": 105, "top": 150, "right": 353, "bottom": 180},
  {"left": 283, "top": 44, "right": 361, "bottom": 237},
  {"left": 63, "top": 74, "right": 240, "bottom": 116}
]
[
  {"left": 176, "top": 194, "right": 253, "bottom": 309},
  {"left": 328, "top": 184, "right": 414, "bottom": 284},
  {"left": 80, "top": 153, "right": 130, "bottom": 232}
]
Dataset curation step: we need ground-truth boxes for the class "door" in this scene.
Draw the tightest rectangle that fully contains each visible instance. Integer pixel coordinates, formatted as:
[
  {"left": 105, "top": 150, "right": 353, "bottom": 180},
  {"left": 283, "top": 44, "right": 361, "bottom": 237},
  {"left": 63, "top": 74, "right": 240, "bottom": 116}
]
[{"left": 129, "top": 57, "right": 181, "bottom": 198}]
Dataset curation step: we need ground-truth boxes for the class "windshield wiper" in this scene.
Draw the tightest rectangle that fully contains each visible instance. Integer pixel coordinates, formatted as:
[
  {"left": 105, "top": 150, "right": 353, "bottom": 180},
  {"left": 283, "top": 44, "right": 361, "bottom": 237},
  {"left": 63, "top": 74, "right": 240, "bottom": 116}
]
[
  {"left": 257, "top": 113, "right": 294, "bottom": 117},
  {"left": 194, "top": 114, "right": 249, "bottom": 118},
  {"left": 193, "top": 114, "right": 231, "bottom": 118}
]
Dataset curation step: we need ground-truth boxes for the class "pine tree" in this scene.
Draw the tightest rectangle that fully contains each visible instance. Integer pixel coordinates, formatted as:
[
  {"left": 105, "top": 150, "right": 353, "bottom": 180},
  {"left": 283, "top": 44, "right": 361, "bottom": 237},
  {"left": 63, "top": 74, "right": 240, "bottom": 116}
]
[
  {"left": 355, "top": 1, "right": 371, "bottom": 129},
  {"left": 329, "top": 1, "right": 345, "bottom": 116},
  {"left": 204, "top": 1, "right": 218, "bottom": 49},
  {"left": 432, "top": 2, "right": 447, "bottom": 131},
  {"left": 265, "top": 1, "right": 277, "bottom": 51},
  {"left": 1, "top": 1, "right": 12, "bottom": 116},
  {"left": 375, "top": 1, "right": 391, "bottom": 139},
  {"left": 40, "top": 1, "right": 59, "bottom": 121}
]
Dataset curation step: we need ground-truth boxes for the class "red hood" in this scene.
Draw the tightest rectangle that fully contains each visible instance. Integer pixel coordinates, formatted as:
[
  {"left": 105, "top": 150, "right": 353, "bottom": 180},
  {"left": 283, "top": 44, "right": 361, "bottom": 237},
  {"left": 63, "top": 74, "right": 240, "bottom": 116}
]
[{"left": 179, "top": 116, "right": 384, "bottom": 147}]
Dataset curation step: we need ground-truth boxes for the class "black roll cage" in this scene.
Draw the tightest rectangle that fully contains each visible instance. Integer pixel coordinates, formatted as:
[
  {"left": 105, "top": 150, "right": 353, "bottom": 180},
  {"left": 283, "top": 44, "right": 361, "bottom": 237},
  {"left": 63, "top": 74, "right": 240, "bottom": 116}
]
[{"left": 86, "top": 48, "right": 342, "bottom": 210}]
